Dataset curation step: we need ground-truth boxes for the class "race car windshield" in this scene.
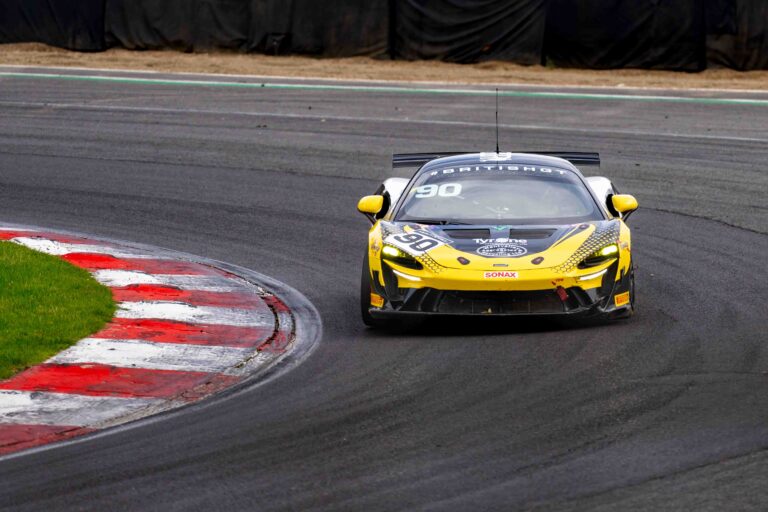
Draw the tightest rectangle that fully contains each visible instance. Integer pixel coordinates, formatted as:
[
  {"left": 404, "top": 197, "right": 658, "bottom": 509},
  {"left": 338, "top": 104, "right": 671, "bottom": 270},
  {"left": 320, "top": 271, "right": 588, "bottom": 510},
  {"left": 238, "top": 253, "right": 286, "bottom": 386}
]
[{"left": 396, "top": 165, "right": 603, "bottom": 224}]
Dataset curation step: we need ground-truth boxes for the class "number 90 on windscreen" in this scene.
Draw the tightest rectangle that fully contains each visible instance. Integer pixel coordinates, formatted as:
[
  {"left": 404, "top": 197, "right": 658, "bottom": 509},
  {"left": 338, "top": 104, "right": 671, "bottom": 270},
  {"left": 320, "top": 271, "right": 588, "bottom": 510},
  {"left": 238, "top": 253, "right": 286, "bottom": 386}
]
[{"left": 414, "top": 183, "right": 462, "bottom": 198}]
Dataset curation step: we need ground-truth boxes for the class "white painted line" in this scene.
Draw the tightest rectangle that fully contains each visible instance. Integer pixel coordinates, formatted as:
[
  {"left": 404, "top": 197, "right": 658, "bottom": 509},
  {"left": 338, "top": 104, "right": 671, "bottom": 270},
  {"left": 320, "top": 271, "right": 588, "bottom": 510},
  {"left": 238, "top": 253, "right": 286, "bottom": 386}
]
[
  {"left": 50, "top": 338, "right": 252, "bottom": 374},
  {"left": 92, "top": 270, "right": 243, "bottom": 291},
  {"left": 115, "top": 301, "right": 271, "bottom": 327},
  {"left": 0, "top": 390, "right": 162, "bottom": 427},
  {"left": 12, "top": 237, "right": 154, "bottom": 258}
]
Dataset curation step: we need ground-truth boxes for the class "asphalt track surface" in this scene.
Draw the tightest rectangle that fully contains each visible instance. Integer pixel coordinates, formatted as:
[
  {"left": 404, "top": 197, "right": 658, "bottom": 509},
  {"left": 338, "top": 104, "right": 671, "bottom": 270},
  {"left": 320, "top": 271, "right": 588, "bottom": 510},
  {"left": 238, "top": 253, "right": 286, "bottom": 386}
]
[{"left": 0, "top": 68, "right": 767, "bottom": 511}]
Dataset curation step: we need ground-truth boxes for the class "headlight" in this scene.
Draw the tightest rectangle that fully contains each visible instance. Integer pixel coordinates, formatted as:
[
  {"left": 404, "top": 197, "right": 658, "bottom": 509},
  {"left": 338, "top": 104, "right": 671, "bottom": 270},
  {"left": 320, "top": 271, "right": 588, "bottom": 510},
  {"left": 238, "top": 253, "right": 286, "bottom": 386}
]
[
  {"left": 381, "top": 245, "right": 423, "bottom": 270},
  {"left": 578, "top": 244, "right": 618, "bottom": 269}
]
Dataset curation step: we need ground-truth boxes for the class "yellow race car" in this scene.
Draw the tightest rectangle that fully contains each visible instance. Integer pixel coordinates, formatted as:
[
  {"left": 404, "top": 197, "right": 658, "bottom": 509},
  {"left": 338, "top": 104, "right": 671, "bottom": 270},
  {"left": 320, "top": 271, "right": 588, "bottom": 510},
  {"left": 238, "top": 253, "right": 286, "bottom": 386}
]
[{"left": 358, "top": 152, "right": 638, "bottom": 327}]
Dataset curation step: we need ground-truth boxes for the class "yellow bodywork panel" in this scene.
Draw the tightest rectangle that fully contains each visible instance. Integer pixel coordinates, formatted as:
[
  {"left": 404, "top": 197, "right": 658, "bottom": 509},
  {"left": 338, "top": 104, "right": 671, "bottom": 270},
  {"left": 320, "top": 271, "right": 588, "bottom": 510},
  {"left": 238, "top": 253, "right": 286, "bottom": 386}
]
[{"left": 366, "top": 220, "right": 631, "bottom": 293}]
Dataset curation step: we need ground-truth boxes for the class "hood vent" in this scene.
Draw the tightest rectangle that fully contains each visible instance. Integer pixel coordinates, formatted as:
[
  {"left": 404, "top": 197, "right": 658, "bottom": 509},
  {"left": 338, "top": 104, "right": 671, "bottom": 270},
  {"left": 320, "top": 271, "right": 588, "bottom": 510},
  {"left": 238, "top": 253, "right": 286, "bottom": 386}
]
[
  {"left": 443, "top": 228, "right": 556, "bottom": 240},
  {"left": 443, "top": 229, "right": 490, "bottom": 239},
  {"left": 508, "top": 229, "right": 556, "bottom": 239}
]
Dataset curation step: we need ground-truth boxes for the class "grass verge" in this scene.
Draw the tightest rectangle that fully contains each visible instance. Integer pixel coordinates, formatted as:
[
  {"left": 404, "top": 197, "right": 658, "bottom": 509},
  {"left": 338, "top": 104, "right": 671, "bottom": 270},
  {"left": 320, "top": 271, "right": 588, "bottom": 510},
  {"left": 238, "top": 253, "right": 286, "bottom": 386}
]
[{"left": 0, "top": 241, "right": 115, "bottom": 380}]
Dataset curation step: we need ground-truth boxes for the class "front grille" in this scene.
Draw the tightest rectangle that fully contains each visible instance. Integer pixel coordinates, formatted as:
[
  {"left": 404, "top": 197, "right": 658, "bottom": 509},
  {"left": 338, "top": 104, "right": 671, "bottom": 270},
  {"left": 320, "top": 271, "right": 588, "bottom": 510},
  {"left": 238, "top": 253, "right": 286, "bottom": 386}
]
[
  {"left": 437, "top": 290, "right": 565, "bottom": 314},
  {"left": 397, "top": 288, "right": 588, "bottom": 315}
]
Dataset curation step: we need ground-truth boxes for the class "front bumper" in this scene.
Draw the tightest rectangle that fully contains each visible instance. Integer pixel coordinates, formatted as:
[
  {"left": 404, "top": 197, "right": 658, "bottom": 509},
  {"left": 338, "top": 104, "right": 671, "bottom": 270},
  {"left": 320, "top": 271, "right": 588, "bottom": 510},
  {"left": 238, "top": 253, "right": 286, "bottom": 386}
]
[
  {"left": 369, "top": 260, "right": 632, "bottom": 318},
  {"left": 370, "top": 287, "right": 597, "bottom": 317}
]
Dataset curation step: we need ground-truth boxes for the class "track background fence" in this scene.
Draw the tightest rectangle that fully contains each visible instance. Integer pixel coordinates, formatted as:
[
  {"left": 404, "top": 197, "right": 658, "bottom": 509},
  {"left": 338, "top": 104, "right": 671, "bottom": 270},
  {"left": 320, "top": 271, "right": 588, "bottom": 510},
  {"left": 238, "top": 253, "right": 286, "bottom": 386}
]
[{"left": 2, "top": 0, "right": 765, "bottom": 70}]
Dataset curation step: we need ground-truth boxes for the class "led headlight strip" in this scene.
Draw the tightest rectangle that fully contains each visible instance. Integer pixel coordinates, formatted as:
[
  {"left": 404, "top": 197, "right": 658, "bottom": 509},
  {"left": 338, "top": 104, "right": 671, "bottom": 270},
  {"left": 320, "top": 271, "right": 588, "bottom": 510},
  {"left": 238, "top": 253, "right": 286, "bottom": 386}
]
[
  {"left": 381, "top": 245, "right": 423, "bottom": 270},
  {"left": 578, "top": 244, "right": 619, "bottom": 269}
]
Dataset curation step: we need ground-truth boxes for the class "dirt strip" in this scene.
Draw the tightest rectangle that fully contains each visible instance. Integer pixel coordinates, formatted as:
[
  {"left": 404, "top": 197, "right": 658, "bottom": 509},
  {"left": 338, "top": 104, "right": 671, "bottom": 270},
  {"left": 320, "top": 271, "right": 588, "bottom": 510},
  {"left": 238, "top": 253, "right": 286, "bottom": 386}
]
[{"left": 2, "top": 43, "right": 768, "bottom": 91}]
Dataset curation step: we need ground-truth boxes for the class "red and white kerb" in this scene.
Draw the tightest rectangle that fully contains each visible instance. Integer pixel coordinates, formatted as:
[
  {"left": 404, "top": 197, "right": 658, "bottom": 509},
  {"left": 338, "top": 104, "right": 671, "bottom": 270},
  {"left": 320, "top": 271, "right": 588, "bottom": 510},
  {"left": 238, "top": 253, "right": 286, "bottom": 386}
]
[{"left": 0, "top": 227, "right": 293, "bottom": 456}]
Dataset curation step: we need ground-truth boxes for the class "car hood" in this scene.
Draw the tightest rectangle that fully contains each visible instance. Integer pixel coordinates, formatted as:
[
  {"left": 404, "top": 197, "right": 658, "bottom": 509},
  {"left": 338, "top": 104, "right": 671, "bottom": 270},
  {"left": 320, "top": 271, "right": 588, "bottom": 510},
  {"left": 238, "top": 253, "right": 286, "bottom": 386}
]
[{"left": 379, "top": 220, "right": 620, "bottom": 271}]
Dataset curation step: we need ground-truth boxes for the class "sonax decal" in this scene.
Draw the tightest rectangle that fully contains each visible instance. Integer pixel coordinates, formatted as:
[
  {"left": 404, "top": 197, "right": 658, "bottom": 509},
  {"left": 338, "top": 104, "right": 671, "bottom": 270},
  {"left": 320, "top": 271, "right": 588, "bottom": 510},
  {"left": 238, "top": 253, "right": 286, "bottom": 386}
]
[{"left": 484, "top": 271, "right": 519, "bottom": 279}]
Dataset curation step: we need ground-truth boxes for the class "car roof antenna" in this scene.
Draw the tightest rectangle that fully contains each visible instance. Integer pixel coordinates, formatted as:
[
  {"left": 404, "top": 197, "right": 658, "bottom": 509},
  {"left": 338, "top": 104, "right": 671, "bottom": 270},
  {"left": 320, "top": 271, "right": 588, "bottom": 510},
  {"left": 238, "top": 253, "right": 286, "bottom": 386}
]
[{"left": 495, "top": 88, "right": 500, "bottom": 154}]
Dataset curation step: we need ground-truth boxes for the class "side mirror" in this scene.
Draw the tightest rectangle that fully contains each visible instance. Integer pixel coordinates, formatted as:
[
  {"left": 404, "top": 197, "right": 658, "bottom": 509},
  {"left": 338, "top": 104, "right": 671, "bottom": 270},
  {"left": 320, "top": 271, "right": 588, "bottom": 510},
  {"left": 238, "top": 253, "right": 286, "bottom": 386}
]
[
  {"left": 612, "top": 194, "right": 638, "bottom": 214},
  {"left": 357, "top": 195, "right": 384, "bottom": 215}
]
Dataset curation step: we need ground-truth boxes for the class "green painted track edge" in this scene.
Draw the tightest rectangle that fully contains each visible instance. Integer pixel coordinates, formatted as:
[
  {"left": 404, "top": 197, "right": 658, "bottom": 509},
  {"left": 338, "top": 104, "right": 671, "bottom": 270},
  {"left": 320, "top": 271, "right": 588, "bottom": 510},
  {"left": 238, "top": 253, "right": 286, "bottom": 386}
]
[{"left": 2, "top": 71, "right": 768, "bottom": 106}]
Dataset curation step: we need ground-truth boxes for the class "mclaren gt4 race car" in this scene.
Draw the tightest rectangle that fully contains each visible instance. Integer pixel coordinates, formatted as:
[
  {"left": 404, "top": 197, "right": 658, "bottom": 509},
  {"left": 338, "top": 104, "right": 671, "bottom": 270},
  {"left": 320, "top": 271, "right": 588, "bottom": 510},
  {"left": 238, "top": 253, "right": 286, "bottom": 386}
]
[{"left": 357, "top": 152, "right": 638, "bottom": 327}]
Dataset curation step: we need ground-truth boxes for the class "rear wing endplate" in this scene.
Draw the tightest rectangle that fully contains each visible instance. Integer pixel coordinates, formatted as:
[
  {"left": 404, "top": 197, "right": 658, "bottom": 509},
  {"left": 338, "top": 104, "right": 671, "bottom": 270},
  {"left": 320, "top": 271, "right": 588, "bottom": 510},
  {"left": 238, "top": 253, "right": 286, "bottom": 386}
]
[{"left": 392, "top": 151, "right": 600, "bottom": 168}]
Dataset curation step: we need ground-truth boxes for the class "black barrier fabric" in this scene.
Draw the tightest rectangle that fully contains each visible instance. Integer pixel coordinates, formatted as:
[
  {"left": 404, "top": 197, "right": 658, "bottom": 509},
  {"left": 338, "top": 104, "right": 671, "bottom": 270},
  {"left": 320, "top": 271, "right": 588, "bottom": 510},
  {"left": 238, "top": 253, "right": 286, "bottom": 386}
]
[
  {"left": 707, "top": 1, "right": 768, "bottom": 70},
  {"left": 8, "top": 0, "right": 768, "bottom": 70},
  {"left": 0, "top": 0, "right": 104, "bottom": 50},
  {"left": 105, "top": 0, "right": 249, "bottom": 51},
  {"left": 544, "top": 0, "right": 706, "bottom": 71},
  {"left": 105, "top": 0, "right": 387, "bottom": 56},
  {"left": 249, "top": 0, "right": 388, "bottom": 56},
  {"left": 706, "top": 0, "right": 737, "bottom": 36},
  {"left": 393, "top": 0, "right": 546, "bottom": 63}
]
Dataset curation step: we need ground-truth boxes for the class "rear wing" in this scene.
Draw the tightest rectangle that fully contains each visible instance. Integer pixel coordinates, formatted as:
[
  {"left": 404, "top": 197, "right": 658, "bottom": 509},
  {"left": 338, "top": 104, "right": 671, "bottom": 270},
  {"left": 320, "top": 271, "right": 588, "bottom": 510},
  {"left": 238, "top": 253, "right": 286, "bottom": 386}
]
[
  {"left": 392, "top": 152, "right": 471, "bottom": 167},
  {"left": 392, "top": 151, "right": 600, "bottom": 168}
]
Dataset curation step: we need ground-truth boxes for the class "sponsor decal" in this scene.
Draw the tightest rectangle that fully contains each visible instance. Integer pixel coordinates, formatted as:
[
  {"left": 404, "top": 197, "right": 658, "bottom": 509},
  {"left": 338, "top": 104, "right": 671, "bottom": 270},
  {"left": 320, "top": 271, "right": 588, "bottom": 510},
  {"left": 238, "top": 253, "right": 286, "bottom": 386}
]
[
  {"left": 477, "top": 243, "right": 528, "bottom": 257},
  {"left": 370, "top": 240, "right": 381, "bottom": 256},
  {"left": 384, "top": 229, "right": 449, "bottom": 256},
  {"left": 480, "top": 152, "right": 513, "bottom": 162},
  {"left": 428, "top": 165, "right": 569, "bottom": 177},
  {"left": 474, "top": 238, "right": 527, "bottom": 245},
  {"left": 370, "top": 293, "right": 385, "bottom": 308},
  {"left": 614, "top": 291, "right": 630, "bottom": 307},
  {"left": 484, "top": 271, "right": 519, "bottom": 279}
]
